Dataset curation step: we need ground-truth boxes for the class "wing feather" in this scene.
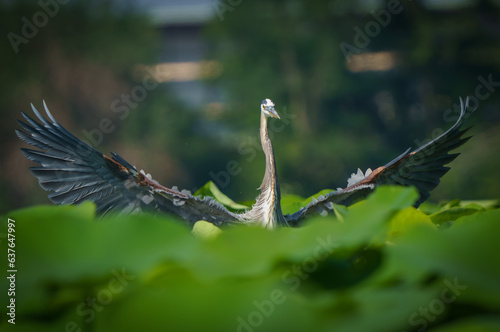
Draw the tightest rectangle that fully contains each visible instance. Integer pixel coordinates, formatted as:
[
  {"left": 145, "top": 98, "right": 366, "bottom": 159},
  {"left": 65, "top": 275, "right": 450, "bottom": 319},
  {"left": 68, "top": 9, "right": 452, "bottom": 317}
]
[
  {"left": 287, "top": 97, "right": 475, "bottom": 225},
  {"left": 17, "top": 102, "right": 241, "bottom": 226}
]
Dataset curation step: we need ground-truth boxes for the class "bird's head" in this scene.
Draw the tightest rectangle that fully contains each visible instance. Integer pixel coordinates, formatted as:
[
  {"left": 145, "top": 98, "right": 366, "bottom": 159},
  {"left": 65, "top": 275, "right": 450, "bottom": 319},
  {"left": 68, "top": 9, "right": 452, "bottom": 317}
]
[{"left": 261, "top": 98, "right": 280, "bottom": 119}]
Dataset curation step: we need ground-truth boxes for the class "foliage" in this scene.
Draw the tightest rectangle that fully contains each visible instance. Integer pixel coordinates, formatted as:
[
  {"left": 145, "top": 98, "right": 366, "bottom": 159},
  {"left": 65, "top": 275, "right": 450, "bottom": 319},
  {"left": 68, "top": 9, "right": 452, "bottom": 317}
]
[
  {"left": 0, "top": 0, "right": 164, "bottom": 213},
  {"left": 2, "top": 185, "right": 500, "bottom": 331},
  {"left": 4, "top": 0, "right": 500, "bottom": 217},
  {"left": 194, "top": 181, "right": 250, "bottom": 211}
]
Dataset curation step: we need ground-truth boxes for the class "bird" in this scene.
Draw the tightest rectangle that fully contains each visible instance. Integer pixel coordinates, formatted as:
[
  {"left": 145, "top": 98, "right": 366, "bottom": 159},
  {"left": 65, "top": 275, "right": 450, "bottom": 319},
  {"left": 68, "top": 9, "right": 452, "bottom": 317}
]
[
  {"left": 15, "top": 99, "right": 290, "bottom": 228},
  {"left": 16, "top": 102, "right": 241, "bottom": 226},
  {"left": 16, "top": 98, "right": 475, "bottom": 228},
  {"left": 285, "top": 97, "right": 475, "bottom": 226},
  {"left": 240, "top": 99, "right": 288, "bottom": 228},
  {"left": 246, "top": 97, "right": 475, "bottom": 227}
]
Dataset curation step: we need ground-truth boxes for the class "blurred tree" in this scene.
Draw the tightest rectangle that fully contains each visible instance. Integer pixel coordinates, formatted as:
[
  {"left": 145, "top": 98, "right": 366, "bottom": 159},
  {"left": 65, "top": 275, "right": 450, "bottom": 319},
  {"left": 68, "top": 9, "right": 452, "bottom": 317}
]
[
  {"left": 204, "top": 0, "right": 500, "bottom": 201},
  {"left": 2, "top": 0, "right": 499, "bottom": 214},
  {"left": 0, "top": 0, "right": 182, "bottom": 213}
]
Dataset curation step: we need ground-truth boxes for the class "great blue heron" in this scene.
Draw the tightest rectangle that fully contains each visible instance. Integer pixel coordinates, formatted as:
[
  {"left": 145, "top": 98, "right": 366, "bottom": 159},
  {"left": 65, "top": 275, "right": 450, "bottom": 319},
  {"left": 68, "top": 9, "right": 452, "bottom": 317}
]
[
  {"left": 16, "top": 98, "right": 474, "bottom": 228},
  {"left": 240, "top": 99, "right": 288, "bottom": 228},
  {"left": 245, "top": 97, "right": 474, "bottom": 228}
]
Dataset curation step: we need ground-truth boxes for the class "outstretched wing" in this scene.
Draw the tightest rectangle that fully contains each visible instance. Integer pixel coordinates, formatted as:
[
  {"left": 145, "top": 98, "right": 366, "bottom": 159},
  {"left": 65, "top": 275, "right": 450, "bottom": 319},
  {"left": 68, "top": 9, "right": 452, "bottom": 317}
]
[
  {"left": 287, "top": 97, "right": 475, "bottom": 225},
  {"left": 16, "top": 102, "right": 240, "bottom": 226}
]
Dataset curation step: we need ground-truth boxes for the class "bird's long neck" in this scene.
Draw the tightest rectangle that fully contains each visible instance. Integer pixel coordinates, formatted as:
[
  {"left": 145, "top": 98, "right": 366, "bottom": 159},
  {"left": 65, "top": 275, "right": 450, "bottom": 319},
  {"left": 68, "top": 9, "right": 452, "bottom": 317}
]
[
  {"left": 250, "top": 112, "right": 286, "bottom": 228},
  {"left": 259, "top": 113, "right": 278, "bottom": 190}
]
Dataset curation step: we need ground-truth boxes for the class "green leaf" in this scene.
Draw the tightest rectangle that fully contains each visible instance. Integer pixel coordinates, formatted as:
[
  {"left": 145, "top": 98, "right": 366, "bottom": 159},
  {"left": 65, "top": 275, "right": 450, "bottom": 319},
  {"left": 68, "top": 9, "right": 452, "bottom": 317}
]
[
  {"left": 461, "top": 200, "right": 500, "bottom": 210},
  {"left": 338, "top": 186, "right": 419, "bottom": 246},
  {"left": 94, "top": 273, "right": 318, "bottom": 332},
  {"left": 321, "top": 285, "right": 440, "bottom": 332},
  {"left": 1, "top": 205, "right": 198, "bottom": 317},
  {"left": 388, "top": 207, "right": 436, "bottom": 239},
  {"left": 194, "top": 181, "right": 249, "bottom": 211},
  {"left": 332, "top": 203, "right": 349, "bottom": 222},
  {"left": 428, "top": 316, "right": 500, "bottom": 332},
  {"left": 389, "top": 209, "right": 500, "bottom": 309},
  {"left": 2, "top": 186, "right": 499, "bottom": 332},
  {"left": 8, "top": 200, "right": 97, "bottom": 223},
  {"left": 192, "top": 220, "right": 222, "bottom": 240},
  {"left": 280, "top": 193, "right": 309, "bottom": 215},
  {"left": 418, "top": 201, "right": 442, "bottom": 214},
  {"left": 430, "top": 207, "right": 479, "bottom": 225}
]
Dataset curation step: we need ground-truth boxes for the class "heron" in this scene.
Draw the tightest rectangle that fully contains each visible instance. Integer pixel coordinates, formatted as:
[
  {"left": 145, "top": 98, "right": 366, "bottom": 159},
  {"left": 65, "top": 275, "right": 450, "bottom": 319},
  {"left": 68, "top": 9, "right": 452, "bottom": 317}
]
[
  {"left": 16, "top": 98, "right": 475, "bottom": 228},
  {"left": 240, "top": 99, "right": 288, "bottom": 228}
]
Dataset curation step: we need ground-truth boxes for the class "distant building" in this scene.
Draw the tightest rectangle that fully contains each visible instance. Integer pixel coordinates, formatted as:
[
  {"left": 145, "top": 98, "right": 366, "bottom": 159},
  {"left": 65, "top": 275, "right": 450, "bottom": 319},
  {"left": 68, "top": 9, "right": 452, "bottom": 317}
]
[{"left": 132, "top": 0, "right": 221, "bottom": 108}]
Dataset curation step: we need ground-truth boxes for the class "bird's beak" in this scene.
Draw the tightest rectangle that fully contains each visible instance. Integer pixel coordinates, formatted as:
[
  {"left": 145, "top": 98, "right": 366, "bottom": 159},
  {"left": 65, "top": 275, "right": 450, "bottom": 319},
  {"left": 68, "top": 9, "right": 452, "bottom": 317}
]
[{"left": 268, "top": 107, "right": 281, "bottom": 119}]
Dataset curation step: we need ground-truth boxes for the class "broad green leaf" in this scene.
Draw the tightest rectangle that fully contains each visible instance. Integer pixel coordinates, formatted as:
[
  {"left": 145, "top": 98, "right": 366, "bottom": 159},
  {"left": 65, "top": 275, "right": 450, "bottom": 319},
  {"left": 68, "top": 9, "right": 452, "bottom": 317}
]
[
  {"left": 94, "top": 272, "right": 319, "bottom": 332},
  {"left": 429, "top": 316, "right": 500, "bottom": 332},
  {"left": 438, "top": 199, "right": 462, "bottom": 209},
  {"left": 184, "top": 225, "right": 322, "bottom": 280},
  {"left": 461, "top": 200, "right": 500, "bottom": 210},
  {"left": 1, "top": 186, "right": 498, "bottom": 332},
  {"left": 1, "top": 205, "right": 198, "bottom": 317},
  {"left": 332, "top": 203, "right": 349, "bottom": 222},
  {"left": 430, "top": 207, "right": 480, "bottom": 225},
  {"left": 281, "top": 189, "right": 336, "bottom": 215},
  {"left": 317, "top": 284, "right": 440, "bottom": 332},
  {"left": 419, "top": 201, "right": 442, "bottom": 214},
  {"left": 192, "top": 220, "right": 222, "bottom": 239},
  {"left": 280, "top": 193, "right": 308, "bottom": 215},
  {"left": 194, "top": 181, "right": 249, "bottom": 210},
  {"left": 389, "top": 209, "right": 500, "bottom": 309},
  {"left": 388, "top": 207, "right": 436, "bottom": 239},
  {"left": 339, "top": 186, "right": 419, "bottom": 246},
  {"left": 7, "top": 200, "right": 97, "bottom": 223}
]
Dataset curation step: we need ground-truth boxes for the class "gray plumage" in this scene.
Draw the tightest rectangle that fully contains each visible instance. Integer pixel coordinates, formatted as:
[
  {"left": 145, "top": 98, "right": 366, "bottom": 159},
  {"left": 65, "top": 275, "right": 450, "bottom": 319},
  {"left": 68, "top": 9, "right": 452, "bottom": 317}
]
[
  {"left": 285, "top": 97, "right": 475, "bottom": 226},
  {"left": 16, "top": 102, "right": 240, "bottom": 226}
]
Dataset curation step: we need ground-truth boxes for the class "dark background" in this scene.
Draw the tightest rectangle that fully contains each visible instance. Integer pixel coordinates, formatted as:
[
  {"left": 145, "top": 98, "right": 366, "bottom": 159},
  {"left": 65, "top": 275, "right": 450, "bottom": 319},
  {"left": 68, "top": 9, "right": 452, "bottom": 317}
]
[{"left": 1, "top": 0, "right": 499, "bottom": 214}]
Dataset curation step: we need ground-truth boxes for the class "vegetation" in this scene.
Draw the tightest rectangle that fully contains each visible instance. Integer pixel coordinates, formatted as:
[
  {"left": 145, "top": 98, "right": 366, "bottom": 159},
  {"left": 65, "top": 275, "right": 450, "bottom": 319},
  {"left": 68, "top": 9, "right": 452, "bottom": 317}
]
[
  {"left": 2, "top": 1, "right": 499, "bottom": 329},
  {"left": 1, "top": 185, "right": 500, "bottom": 331},
  {"left": 2, "top": 0, "right": 500, "bottom": 215}
]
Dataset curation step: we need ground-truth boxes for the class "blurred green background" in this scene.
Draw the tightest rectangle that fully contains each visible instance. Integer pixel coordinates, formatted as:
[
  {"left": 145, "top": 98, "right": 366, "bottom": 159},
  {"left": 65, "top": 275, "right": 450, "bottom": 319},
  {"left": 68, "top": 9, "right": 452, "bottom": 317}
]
[{"left": 1, "top": 0, "right": 499, "bottom": 214}]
